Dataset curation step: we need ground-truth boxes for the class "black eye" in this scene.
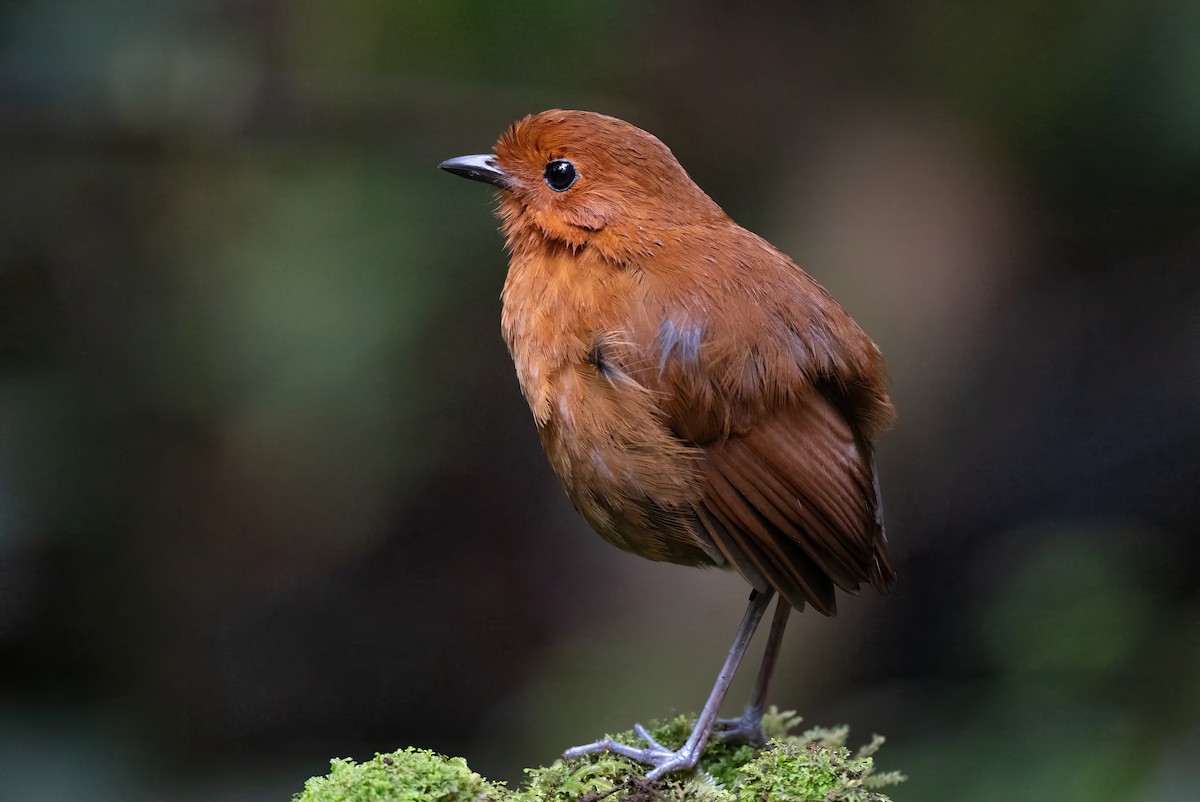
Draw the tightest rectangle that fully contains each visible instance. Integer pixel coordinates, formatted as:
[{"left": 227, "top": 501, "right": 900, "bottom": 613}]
[{"left": 544, "top": 159, "right": 577, "bottom": 192}]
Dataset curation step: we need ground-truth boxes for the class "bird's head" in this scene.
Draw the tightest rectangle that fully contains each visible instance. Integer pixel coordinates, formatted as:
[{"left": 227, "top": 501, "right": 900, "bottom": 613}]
[{"left": 440, "top": 110, "right": 724, "bottom": 258}]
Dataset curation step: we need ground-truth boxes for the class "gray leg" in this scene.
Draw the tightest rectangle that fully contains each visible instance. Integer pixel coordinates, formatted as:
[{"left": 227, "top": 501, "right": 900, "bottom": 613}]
[
  {"left": 562, "top": 589, "right": 775, "bottom": 779},
  {"left": 716, "top": 596, "right": 791, "bottom": 745}
]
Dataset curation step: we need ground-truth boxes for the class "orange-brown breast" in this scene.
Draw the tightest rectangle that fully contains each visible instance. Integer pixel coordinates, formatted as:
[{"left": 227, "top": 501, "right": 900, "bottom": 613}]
[{"left": 500, "top": 238, "right": 716, "bottom": 566}]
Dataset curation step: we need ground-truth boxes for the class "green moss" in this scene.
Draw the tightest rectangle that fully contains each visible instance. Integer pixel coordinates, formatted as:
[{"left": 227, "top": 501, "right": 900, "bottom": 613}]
[
  {"left": 294, "top": 709, "right": 905, "bottom": 802},
  {"left": 293, "top": 747, "right": 507, "bottom": 802},
  {"left": 735, "top": 726, "right": 905, "bottom": 802}
]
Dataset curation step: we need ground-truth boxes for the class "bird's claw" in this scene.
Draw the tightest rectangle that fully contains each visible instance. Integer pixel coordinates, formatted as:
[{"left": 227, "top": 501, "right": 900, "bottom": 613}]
[
  {"left": 714, "top": 711, "right": 766, "bottom": 746},
  {"left": 563, "top": 724, "right": 702, "bottom": 780},
  {"left": 633, "top": 723, "right": 670, "bottom": 752}
]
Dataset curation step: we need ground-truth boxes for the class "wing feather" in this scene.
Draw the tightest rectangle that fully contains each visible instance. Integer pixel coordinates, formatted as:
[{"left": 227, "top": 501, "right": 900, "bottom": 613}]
[
  {"left": 692, "top": 388, "right": 888, "bottom": 614},
  {"left": 612, "top": 222, "right": 896, "bottom": 614},
  {"left": 699, "top": 459, "right": 833, "bottom": 613}
]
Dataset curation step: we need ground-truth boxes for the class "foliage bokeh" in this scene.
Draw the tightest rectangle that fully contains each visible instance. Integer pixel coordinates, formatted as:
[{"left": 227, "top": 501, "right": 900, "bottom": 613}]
[{"left": 1, "top": 2, "right": 1197, "bottom": 800}]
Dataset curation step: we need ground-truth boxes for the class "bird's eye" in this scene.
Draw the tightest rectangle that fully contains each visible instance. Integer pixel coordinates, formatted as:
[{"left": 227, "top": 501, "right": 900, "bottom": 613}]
[{"left": 544, "top": 159, "right": 577, "bottom": 192}]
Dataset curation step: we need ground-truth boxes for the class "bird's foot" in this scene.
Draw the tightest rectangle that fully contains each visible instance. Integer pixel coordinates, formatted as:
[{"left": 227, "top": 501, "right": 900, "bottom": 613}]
[
  {"left": 562, "top": 723, "right": 702, "bottom": 780},
  {"left": 714, "top": 709, "right": 766, "bottom": 746}
]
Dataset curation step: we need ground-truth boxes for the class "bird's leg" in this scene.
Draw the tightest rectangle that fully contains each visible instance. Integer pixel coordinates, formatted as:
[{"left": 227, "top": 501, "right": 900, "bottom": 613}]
[
  {"left": 562, "top": 588, "right": 774, "bottom": 780},
  {"left": 715, "top": 596, "right": 791, "bottom": 745}
]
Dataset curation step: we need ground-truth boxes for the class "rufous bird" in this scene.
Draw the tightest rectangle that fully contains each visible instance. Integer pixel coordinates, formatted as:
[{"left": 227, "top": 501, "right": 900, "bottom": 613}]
[{"left": 439, "top": 110, "right": 895, "bottom": 779}]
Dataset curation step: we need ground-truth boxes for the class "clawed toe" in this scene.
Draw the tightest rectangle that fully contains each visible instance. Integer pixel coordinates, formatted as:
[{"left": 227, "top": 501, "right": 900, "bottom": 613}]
[
  {"left": 632, "top": 723, "right": 671, "bottom": 753},
  {"left": 715, "top": 712, "right": 766, "bottom": 746},
  {"left": 562, "top": 725, "right": 702, "bottom": 780}
]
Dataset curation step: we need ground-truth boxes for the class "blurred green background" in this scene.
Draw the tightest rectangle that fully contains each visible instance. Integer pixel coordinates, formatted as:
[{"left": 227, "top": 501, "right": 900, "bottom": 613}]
[{"left": 1, "top": 1, "right": 1198, "bottom": 800}]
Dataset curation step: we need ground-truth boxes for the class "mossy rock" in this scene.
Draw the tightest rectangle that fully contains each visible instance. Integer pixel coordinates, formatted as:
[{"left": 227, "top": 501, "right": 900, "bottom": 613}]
[{"left": 293, "top": 709, "right": 904, "bottom": 802}]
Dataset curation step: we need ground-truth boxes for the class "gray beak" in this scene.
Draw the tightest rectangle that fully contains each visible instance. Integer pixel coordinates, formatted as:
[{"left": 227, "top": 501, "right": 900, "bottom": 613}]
[{"left": 438, "top": 154, "right": 510, "bottom": 188}]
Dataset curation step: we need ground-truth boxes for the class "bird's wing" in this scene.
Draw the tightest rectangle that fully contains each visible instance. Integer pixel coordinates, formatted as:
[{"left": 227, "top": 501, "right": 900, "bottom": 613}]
[
  {"left": 692, "top": 388, "right": 893, "bottom": 615},
  {"left": 625, "top": 224, "right": 895, "bottom": 614}
]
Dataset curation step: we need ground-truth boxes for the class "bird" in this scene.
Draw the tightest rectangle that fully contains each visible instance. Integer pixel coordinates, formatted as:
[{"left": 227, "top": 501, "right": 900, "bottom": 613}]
[{"left": 439, "top": 110, "right": 896, "bottom": 779}]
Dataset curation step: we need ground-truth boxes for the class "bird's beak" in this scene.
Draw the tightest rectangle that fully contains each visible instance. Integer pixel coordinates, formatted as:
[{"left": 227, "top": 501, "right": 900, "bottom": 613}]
[{"left": 438, "top": 154, "right": 510, "bottom": 188}]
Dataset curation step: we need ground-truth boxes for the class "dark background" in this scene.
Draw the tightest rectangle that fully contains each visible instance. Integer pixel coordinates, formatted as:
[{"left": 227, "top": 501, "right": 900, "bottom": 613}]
[{"left": 2, "top": 2, "right": 1198, "bottom": 800}]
